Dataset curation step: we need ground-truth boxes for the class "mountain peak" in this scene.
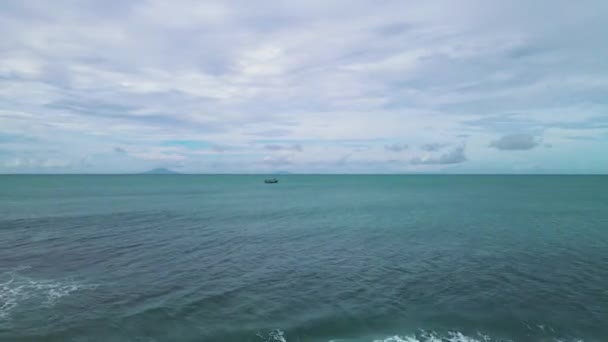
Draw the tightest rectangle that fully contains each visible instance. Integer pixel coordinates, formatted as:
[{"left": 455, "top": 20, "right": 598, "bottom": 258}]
[{"left": 143, "top": 168, "right": 179, "bottom": 175}]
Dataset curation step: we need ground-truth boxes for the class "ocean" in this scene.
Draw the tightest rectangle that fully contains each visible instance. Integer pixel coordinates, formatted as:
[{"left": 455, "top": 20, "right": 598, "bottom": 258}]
[{"left": 0, "top": 175, "right": 607, "bottom": 342}]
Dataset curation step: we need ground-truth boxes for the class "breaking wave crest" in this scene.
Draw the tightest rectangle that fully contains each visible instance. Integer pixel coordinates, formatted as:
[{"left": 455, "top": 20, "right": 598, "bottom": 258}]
[
  {"left": 373, "top": 331, "right": 493, "bottom": 342},
  {"left": 372, "top": 331, "right": 586, "bottom": 342},
  {"left": 0, "top": 266, "right": 97, "bottom": 321},
  {"left": 257, "top": 329, "right": 288, "bottom": 342},
  {"left": 256, "top": 329, "right": 586, "bottom": 342}
]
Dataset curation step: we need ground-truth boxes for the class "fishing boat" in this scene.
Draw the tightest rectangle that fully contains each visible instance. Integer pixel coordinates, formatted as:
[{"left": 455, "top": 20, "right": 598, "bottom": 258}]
[{"left": 264, "top": 178, "right": 278, "bottom": 184}]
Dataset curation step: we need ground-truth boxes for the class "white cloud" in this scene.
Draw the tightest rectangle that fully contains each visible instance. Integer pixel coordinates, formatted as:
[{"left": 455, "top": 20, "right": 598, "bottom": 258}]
[
  {"left": 3, "top": 157, "right": 71, "bottom": 169},
  {"left": 0, "top": 0, "right": 607, "bottom": 173},
  {"left": 263, "top": 155, "right": 293, "bottom": 166}
]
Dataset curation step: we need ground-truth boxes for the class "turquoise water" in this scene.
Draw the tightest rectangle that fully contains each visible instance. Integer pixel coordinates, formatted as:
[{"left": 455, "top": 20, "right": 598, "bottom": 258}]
[{"left": 1, "top": 175, "right": 607, "bottom": 341}]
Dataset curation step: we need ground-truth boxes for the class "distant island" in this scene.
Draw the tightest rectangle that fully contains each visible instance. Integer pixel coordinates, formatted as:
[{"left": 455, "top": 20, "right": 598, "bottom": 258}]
[{"left": 143, "top": 168, "right": 180, "bottom": 175}]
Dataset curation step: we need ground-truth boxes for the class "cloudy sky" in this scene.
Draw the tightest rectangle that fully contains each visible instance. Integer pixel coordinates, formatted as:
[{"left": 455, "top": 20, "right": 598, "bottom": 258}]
[{"left": 1, "top": 0, "right": 607, "bottom": 174}]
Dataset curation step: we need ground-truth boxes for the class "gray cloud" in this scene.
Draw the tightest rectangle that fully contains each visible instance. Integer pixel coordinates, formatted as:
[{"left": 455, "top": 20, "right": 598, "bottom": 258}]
[
  {"left": 263, "top": 144, "right": 302, "bottom": 152},
  {"left": 45, "top": 98, "right": 229, "bottom": 133},
  {"left": 46, "top": 100, "right": 139, "bottom": 119},
  {"left": 113, "top": 146, "right": 126, "bottom": 154},
  {"left": 421, "top": 143, "right": 447, "bottom": 152},
  {"left": 490, "top": 133, "right": 539, "bottom": 151},
  {"left": 337, "top": 154, "right": 351, "bottom": 165},
  {"left": 384, "top": 143, "right": 409, "bottom": 152},
  {"left": 410, "top": 146, "right": 467, "bottom": 165}
]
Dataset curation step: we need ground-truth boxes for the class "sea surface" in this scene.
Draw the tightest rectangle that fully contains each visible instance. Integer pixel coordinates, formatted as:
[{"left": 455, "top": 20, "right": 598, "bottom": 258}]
[{"left": 1, "top": 175, "right": 607, "bottom": 342}]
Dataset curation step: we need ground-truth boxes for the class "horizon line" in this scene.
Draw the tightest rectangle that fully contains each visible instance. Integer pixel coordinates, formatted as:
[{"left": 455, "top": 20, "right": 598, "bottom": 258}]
[{"left": 1, "top": 173, "right": 607, "bottom": 176}]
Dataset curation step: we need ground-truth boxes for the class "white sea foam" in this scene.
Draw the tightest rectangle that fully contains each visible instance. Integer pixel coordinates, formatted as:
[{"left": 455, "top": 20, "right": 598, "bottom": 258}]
[
  {"left": 373, "top": 331, "right": 482, "bottom": 342},
  {"left": 257, "top": 329, "right": 288, "bottom": 342},
  {"left": 258, "top": 328, "right": 586, "bottom": 342},
  {"left": 365, "top": 330, "right": 585, "bottom": 342},
  {"left": 0, "top": 267, "right": 97, "bottom": 321},
  {"left": 257, "top": 329, "right": 588, "bottom": 342}
]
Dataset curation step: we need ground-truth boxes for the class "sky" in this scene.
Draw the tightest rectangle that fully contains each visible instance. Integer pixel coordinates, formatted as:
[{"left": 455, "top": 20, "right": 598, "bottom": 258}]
[{"left": 1, "top": 0, "right": 607, "bottom": 174}]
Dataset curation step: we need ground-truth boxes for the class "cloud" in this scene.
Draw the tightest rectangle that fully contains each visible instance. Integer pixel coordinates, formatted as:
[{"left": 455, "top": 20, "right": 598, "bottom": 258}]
[
  {"left": 337, "top": 154, "right": 351, "bottom": 165},
  {"left": 2, "top": 157, "right": 71, "bottom": 169},
  {"left": 211, "top": 144, "right": 230, "bottom": 152},
  {"left": 384, "top": 143, "right": 409, "bottom": 152},
  {"left": 263, "top": 155, "right": 293, "bottom": 166},
  {"left": 247, "top": 129, "right": 292, "bottom": 137},
  {"left": 1, "top": 0, "right": 607, "bottom": 173},
  {"left": 161, "top": 140, "right": 211, "bottom": 150},
  {"left": 410, "top": 146, "right": 467, "bottom": 165},
  {"left": 490, "top": 133, "right": 539, "bottom": 151},
  {"left": 263, "top": 144, "right": 302, "bottom": 152},
  {"left": 420, "top": 143, "right": 447, "bottom": 152}
]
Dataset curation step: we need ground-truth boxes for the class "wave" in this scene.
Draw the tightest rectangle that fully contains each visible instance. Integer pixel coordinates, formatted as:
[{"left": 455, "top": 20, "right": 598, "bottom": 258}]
[
  {"left": 372, "top": 332, "right": 587, "bottom": 342},
  {"left": 373, "top": 331, "right": 491, "bottom": 342},
  {"left": 257, "top": 329, "right": 288, "bottom": 342},
  {"left": 256, "top": 329, "right": 587, "bottom": 342},
  {"left": 0, "top": 266, "right": 97, "bottom": 321}
]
